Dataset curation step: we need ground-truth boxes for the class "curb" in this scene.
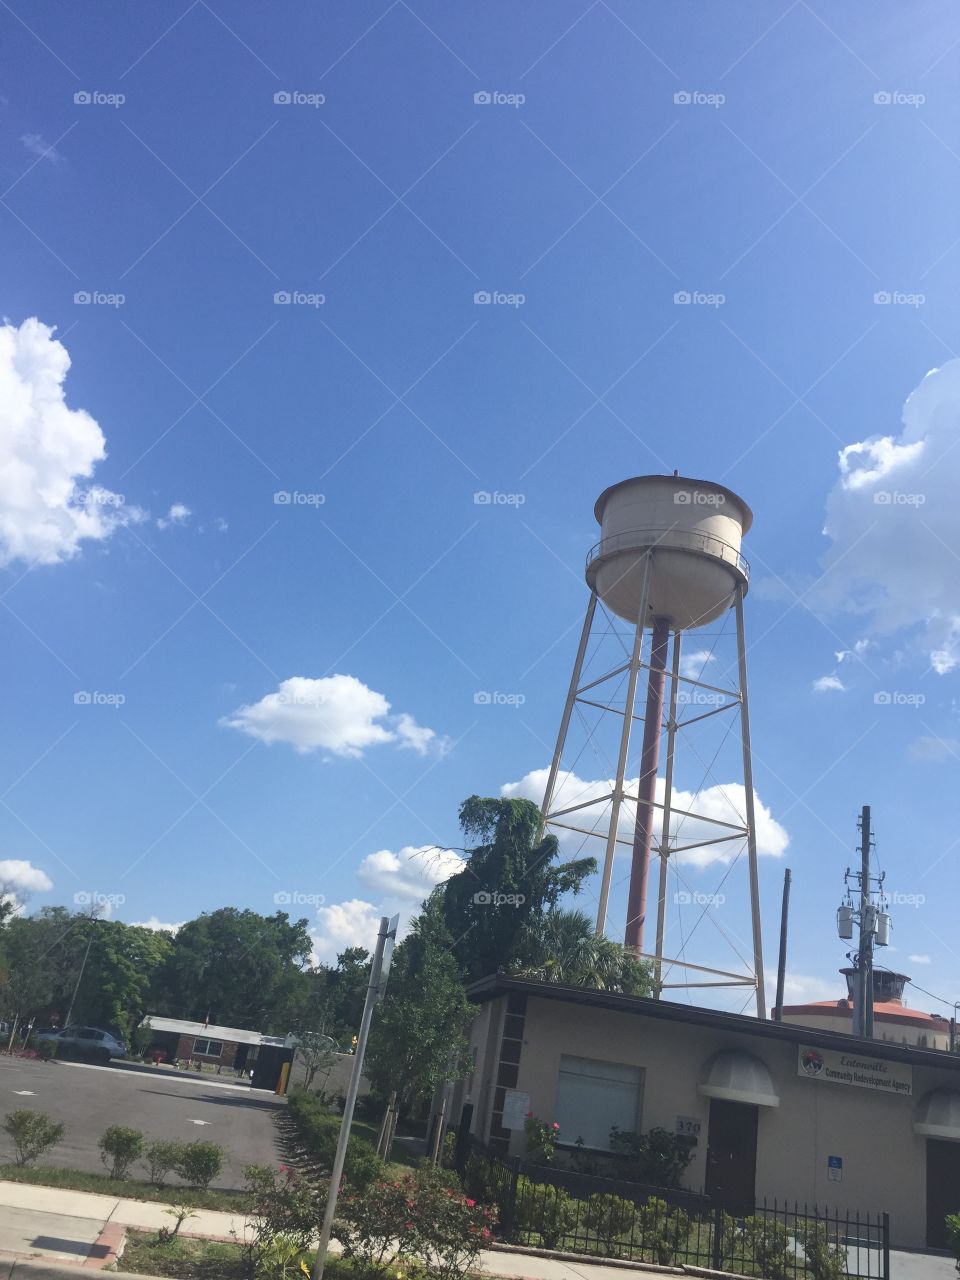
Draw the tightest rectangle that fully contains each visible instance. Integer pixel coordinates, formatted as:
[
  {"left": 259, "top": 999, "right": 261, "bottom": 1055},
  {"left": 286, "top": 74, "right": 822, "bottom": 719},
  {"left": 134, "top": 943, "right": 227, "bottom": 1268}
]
[
  {"left": 82, "top": 1224, "right": 124, "bottom": 1271},
  {"left": 486, "top": 1243, "right": 683, "bottom": 1274}
]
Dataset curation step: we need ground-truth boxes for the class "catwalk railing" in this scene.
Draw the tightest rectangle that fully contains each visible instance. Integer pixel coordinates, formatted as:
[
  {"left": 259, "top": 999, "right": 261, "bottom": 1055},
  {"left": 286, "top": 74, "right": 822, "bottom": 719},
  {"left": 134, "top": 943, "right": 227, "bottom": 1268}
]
[{"left": 459, "top": 1139, "right": 889, "bottom": 1280}]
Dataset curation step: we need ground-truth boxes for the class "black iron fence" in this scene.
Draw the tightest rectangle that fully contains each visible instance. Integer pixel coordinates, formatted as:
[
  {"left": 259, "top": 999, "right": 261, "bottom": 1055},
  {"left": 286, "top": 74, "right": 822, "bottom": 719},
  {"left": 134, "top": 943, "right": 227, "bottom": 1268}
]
[{"left": 460, "top": 1139, "right": 889, "bottom": 1280}]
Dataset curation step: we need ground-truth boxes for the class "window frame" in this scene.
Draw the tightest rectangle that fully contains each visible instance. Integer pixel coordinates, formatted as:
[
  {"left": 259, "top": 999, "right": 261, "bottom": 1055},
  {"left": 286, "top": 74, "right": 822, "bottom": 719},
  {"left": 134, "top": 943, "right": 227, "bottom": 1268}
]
[
  {"left": 554, "top": 1053, "right": 645, "bottom": 1153},
  {"left": 192, "top": 1037, "right": 224, "bottom": 1058}
]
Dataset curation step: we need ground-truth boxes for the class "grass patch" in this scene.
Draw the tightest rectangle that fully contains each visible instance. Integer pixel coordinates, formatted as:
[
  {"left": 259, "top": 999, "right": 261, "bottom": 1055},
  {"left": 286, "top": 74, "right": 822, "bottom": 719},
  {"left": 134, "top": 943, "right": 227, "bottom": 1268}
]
[
  {"left": 0, "top": 1164, "right": 249, "bottom": 1213},
  {"left": 116, "top": 1231, "right": 361, "bottom": 1279}
]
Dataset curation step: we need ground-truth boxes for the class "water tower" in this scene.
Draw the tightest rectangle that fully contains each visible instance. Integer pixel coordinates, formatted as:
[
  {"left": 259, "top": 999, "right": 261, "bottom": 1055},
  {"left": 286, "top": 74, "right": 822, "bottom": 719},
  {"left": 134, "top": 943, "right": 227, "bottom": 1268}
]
[{"left": 538, "top": 474, "right": 767, "bottom": 1018}]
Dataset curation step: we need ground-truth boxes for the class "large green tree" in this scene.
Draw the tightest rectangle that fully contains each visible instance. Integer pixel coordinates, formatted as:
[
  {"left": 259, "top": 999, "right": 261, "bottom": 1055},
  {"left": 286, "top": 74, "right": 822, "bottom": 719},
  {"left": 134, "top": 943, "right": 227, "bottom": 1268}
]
[
  {"left": 151, "top": 908, "right": 312, "bottom": 1032},
  {"left": 435, "top": 796, "right": 597, "bottom": 981},
  {"left": 512, "top": 908, "right": 654, "bottom": 995}
]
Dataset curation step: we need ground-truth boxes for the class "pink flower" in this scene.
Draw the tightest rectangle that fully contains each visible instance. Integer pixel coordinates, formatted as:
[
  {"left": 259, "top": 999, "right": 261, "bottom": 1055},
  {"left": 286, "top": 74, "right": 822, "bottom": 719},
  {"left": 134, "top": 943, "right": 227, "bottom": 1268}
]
[
  {"left": 482, "top": 1229, "right": 491, "bottom": 1239},
  {"left": 465, "top": 1199, "right": 476, "bottom": 1207},
  {"left": 552, "top": 1122, "right": 560, "bottom": 1130}
]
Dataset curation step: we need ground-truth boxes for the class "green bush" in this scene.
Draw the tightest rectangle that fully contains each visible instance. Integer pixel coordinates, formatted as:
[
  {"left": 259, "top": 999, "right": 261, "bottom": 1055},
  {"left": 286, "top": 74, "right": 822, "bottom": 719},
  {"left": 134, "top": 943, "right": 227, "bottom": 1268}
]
[
  {"left": 609, "top": 1126, "right": 695, "bottom": 1188},
  {"left": 513, "top": 1176, "right": 576, "bottom": 1249},
  {"left": 946, "top": 1213, "right": 960, "bottom": 1277},
  {"left": 636, "top": 1196, "right": 690, "bottom": 1266},
  {"left": 98, "top": 1125, "right": 144, "bottom": 1179},
  {"left": 36, "top": 1041, "right": 58, "bottom": 1060},
  {"left": 243, "top": 1164, "right": 322, "bottom": 1276},
  {"left": 286, "top": 1089, "right": 378, "bottom": 1187},
  {"left": 2, "top": 1110, "right": 65, "bottom": 1166},
  {"left": 800, "top": 1221, "right": 848, "bottom": 1280},
  {"left": 175, "top": 1140, "right": 224, "bottom": 1190},
  {"left": 726, "top": 1216, "right": 791, "bottom": 1280},
  {"left": 583, "top": 1192, "right": 636, "bottom": 1256},
  {"left": 145, "top": 1138, "right": 186, "bottom": 1186}
]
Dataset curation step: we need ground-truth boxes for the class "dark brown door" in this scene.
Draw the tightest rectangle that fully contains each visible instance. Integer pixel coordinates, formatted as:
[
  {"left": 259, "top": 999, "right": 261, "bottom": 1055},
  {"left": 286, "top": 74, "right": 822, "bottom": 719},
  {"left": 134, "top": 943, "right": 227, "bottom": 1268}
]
[
  {"left": 705, "top": 1100, "right": 758, "bottom": 1214},
  {"left": 926, "top": 1139, "right": 960, "bottom": 1247}
]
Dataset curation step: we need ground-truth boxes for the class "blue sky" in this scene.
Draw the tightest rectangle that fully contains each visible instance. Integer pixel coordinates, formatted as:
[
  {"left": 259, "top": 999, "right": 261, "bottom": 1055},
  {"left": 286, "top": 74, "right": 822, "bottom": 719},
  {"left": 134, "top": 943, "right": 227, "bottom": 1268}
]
[{"left": 4, "top": 0, "right": 960, "bottom": 1016}]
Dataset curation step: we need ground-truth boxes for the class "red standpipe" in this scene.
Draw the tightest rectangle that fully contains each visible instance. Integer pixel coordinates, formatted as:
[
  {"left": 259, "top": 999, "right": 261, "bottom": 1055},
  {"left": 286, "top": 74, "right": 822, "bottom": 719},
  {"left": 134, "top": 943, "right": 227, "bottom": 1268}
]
[{"left": 624, "top": 616, "right": 670, "bottom": 953}]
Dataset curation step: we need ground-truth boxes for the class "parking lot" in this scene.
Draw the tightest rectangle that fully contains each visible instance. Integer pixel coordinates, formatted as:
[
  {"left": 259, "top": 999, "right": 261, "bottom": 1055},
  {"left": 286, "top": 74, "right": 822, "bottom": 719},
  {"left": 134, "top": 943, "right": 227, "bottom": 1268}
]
[{"left": 0, "top": 1056, "right": 285, "bottom": 1190}]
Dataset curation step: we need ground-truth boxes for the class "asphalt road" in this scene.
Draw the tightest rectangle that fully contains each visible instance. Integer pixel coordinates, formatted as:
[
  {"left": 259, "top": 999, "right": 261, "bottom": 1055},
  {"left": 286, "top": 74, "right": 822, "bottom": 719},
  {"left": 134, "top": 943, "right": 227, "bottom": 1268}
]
[{"left": 0, "top": 1057, "right": 285, "bottom": 1190}]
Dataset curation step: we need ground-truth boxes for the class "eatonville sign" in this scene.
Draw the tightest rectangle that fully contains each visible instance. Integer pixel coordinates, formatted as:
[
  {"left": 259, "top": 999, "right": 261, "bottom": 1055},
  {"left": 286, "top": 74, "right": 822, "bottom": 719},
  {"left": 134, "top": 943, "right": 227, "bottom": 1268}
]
[{"left": 798, "top": 1045, "right": 913, "bottom": 1096}]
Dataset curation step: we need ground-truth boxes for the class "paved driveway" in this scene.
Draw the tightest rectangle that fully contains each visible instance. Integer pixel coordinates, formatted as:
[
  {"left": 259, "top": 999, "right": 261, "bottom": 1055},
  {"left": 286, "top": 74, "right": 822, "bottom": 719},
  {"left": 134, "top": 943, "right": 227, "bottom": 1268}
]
[{"left": 0, "top": 1057, "right": 285, "bottom": 1190}]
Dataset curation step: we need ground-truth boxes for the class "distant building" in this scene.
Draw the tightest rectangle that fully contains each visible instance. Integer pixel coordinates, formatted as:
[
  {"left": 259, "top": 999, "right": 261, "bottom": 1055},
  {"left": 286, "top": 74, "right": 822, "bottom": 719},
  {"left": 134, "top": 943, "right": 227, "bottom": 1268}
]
[
  {"left": 139, "top": 1015, "right": 295, "bottom": 1089},
  {"left": 779, "top": 970, "right": 951, "bottom": 1052}
]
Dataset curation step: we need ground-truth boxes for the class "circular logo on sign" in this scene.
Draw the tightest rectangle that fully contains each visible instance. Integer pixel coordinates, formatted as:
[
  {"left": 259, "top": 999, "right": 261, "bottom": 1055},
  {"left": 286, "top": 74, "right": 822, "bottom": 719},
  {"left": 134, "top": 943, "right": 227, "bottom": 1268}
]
[{"left": 801, "top": 1049, "right": 824, "bottom": 1077}]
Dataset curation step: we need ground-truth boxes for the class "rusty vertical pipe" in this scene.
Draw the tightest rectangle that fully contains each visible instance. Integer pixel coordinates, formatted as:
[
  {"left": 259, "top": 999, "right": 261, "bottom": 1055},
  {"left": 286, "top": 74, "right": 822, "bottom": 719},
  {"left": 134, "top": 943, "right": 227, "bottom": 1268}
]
[{"left": 624, "top": 616, "right": 670, "bottom": 953}]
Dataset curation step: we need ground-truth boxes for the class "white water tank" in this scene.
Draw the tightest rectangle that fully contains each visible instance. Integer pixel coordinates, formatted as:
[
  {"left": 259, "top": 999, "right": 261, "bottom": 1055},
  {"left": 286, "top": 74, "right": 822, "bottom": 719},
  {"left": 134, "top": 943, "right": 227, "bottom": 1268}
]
[{"left": 585, "top": 474, "right": 752, "bottom": 629}]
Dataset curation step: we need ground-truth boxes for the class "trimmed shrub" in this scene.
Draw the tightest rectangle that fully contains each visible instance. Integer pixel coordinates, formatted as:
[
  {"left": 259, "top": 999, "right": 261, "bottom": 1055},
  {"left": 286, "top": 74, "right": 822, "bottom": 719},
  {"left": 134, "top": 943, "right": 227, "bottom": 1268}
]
[
  {"left": 175, "top": 1140, "right": 224, "bottom": 1190},
  {"left": 285, "top": 1088, "right": 379, "bottom": 1187},
  {"left": 583, "top": 1192, "right": 636, "bottom": 1257},
  {"left": 99, "top": 1125, "right": 145, "bottom": 1179},
  {"left": 513, "top": 1176, "right": 576, "bottom": 1249},
  {"left": 2, "top": 1109, "right": 65, "bottom": 1166},
  {"left": 636, "top": 1196, "right": 691, "bottom": 1266},
  {"left": 243, "top": 1164, "right": 322, "bottom": 1276},
  {"left": 145, "top": 1138, "right": 186, "bottom": 1186},
  {"left": 801, "top": 1221, "right": 849, "bottom": 1280}
]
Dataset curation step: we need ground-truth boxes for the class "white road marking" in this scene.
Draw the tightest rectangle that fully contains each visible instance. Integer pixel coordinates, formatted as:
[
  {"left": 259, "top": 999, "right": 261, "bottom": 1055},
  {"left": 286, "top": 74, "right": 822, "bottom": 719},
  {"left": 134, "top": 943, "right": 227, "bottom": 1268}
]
[
  {"left": 187, "top": 1118, "right": 211, "bottom": 1125},
  {"left": 12, "top": 1090, "right": 34, "bottom": 1095}
]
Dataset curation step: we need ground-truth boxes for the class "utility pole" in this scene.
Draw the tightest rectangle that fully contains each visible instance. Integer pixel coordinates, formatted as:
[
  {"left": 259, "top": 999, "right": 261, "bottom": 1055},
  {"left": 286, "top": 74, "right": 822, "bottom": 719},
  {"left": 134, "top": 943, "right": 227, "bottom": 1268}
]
[
  {"left": 773, "top": 868, "right": 791, "bottom": 1022},
  {"left": 837, "top": 806, "right": 889, "bottom": 1039}
]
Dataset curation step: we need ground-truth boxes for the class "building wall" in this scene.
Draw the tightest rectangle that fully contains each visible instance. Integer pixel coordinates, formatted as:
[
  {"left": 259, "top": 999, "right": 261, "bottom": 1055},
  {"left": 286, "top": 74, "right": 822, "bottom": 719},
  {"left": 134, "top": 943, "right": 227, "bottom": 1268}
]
[
  {"left": 482, "top": 993, "right": 960, "bottom": 1248},
  {"left": 174, "top": 1033, "right": 239, "bottom": 1068},
  {"left": 780, "top": 1010, "right": 951, "bottom": 1052},
  {"left": 287, "top": 1049, "right": 370, "bottom": 1098}
]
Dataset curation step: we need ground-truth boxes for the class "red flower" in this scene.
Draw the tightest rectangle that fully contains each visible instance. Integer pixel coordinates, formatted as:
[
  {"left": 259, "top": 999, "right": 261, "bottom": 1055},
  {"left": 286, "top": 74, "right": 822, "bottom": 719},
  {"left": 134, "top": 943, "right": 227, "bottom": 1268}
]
[
  {"left": 465, "top": 1199, "right": 476, "bottom": 1207},
  {"left": 482, "top": 1229, "right": 491, "bottom": 1239}
]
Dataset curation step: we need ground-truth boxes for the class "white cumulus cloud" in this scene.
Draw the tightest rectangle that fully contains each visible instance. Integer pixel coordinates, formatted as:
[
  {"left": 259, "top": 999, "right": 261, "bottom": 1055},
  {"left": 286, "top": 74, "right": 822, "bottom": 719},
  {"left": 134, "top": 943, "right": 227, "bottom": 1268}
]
[
  {"left": 0, "top": 319, "right": 145, "bottom": 567},
  {"left": 820, "top": 358, "right": 960, "bottom": 673},
  {"left": 157, "top": 502, "right": 191, "bottom": 529},
  {"left": 908, "top": 953, "right": 931, "bottom": 965},
  {"left": 311, "top": 898, "right": 384, "bottom": 963},
  {"left": 357, "top": 844, "right": 464, "bottom": 902},
  {"left": 221, "top": 675, "right": 441, "bottom": 759},
  {"left": 502, "top": 767, "right": 788, "bottom": 869},
  {"left": 130, "top": 917, "right": 183, "bottom": 933},
  {"left": 679, "top": 649, "right": 717, "bottom": 681},
  {"left": 0, "top": 858, "right": 52, "bottom": 896},
  {"left": 813, "top": 675, "right": 846, "bottom": 693}
]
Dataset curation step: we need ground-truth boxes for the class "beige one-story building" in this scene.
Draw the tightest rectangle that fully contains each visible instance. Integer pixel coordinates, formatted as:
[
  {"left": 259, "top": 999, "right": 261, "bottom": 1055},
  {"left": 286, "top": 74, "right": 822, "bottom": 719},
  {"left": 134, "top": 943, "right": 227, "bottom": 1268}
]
[{"left": 451, "top": 976, "right": 960, "bottom": 1250}]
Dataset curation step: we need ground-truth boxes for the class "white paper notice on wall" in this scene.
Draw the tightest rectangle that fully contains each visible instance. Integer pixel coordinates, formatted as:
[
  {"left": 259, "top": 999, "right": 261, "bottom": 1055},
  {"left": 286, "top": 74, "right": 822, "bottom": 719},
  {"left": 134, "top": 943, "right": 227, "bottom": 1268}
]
[
  {"left": 502, "top": 1089, "right": 531, "bottom": 1130},
  {"left": 827, "top": 1156, "right": 842, "bottom": 1182}
]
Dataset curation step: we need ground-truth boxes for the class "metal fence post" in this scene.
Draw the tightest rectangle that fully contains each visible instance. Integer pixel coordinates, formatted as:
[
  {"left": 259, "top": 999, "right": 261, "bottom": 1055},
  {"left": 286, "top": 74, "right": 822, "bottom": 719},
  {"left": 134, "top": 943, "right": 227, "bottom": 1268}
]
[
  {"left": 882, "top": 1212, "right": 890, "bottom": 1280},
  {"left": 500, "top": 1158, "right": 519, "bottom": 1242},
  {"left": 712, "top": 1205, "right": 724, "bottom": 1271}
]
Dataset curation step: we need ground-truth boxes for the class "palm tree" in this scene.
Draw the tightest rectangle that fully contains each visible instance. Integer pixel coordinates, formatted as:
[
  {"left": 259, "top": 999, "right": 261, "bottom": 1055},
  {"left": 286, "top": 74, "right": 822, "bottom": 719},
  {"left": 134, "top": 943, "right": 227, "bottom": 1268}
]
[{"left": 512, "top": 909, "right": 653, "bottom": 995}]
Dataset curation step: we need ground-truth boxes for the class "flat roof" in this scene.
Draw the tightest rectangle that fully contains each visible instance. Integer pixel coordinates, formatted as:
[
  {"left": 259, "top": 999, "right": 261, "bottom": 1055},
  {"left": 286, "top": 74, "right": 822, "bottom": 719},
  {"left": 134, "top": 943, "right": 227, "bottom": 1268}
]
[
  {"left": 466, "top": 975, "right": 960, "bottom": 1074},
  {"left": 141, "top": 1015, "right": 288, "bottom": 1047}
]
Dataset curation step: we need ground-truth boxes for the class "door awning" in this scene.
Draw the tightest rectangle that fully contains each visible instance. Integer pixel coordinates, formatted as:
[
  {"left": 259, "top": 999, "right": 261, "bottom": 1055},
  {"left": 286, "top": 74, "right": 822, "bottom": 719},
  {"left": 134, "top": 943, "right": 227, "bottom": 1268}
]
[
  {"left": 699, "top": 1049, "right": 780, "bottom": 1107},
  {"left": 914, "top": 1090, "right": 960, "bottom": 1140}
]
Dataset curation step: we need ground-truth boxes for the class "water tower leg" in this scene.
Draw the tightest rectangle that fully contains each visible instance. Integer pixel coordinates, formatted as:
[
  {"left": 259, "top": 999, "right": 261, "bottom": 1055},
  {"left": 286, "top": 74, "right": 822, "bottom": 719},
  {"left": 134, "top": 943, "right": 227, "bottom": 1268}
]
[
  {"left": 595, "top": 554, "right": 653, "bottom": 936},
  {"left": 537, "top": 593, "right": 598, "bottom": 844},
  {"left": 653, "top": 632, "right": 682, "bottom": 994},
  {"left": 624, "top": 616, "right": 670, "bottom": 953},
  {"left": 735, "top": 585, "right": 767, "bottom": 1019}
]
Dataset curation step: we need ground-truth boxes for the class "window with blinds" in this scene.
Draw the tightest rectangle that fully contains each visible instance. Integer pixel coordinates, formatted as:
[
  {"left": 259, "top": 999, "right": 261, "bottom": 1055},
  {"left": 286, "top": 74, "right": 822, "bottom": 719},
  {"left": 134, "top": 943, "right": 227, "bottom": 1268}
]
[{"left": 555, "top": 1054, "right": 644, "bottom": 1151}]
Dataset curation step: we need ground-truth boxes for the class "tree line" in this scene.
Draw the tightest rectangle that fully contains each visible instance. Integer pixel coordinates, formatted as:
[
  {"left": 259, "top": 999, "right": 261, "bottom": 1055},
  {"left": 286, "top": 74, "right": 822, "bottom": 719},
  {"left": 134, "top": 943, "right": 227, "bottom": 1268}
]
[{"left": 0, "top": 796, "right": 652, "bottom": 1113}]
